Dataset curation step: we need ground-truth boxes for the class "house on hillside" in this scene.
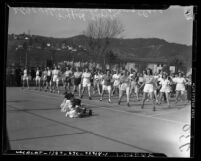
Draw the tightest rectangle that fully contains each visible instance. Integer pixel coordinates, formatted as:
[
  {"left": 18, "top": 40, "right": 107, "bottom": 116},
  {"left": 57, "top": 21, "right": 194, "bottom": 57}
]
[
  {"left": 123, "top": 57, "right": 170, "bottom": 73},
  {"left": 61, "top": 43, "right": 67, "bottom": 49}
]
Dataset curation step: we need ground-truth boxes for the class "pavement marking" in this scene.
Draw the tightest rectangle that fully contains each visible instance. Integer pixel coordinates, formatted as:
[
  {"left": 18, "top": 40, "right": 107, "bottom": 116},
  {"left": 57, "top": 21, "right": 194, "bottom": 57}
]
[
  {"left": 10, "top": 132, "right": 87, "bottom": 142},
  {"left": 7, "top": 104, "right": 153, "bottom": 153},
  {"left": 22, "top": 89, "right": 189, "bottom": 125}
]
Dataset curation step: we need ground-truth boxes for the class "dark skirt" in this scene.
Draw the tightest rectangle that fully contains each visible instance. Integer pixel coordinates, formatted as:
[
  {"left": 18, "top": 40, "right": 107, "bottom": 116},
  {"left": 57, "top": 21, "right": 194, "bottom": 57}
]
[
  {"left": 65, "top": 77, "right": 71, "bottom": 83},
  {"left": 47, "top": 76, "right": 51, "bottom": 82},
  {"left": 74, "top": 78, "right": 81, "bottom": 86}
]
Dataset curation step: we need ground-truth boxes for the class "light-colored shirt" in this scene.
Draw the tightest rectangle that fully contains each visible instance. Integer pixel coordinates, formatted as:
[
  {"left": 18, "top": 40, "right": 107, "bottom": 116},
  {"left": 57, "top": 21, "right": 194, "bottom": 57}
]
[
  {"left": 23, "top": 69, "right": 27, "bottom": 76},
  {"left": 82, "top": 72, "right": 91, "bottom": 83},
  {"left": 52, "top": 69, "right": 59, "bottom": 76},
  {"left": 36, "top": 70, "right": 40, "bottom": 76},
  {"left": 74, "top": 72, "right": 82, "bottom": 78},
  {"left": 120, "top": 75, "right": 130, "bottom": 85},
  {"left": 143, "top": 75, "right": 155, "bottom": 84},
  {"left": 65, "top": 70, "right": 72, "bottom": 77},
  {"left": 160, "top": 78, "right": 171, "bottom": 88},
  {"left": 47, "top": 70, "right": 52, "bottom": 76}
]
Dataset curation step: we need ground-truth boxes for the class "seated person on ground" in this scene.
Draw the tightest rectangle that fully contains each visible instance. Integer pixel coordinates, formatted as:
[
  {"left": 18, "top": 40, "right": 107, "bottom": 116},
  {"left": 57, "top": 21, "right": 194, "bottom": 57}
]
[{"left": 60, "top": 92, "right": 92, "bottom": 118}]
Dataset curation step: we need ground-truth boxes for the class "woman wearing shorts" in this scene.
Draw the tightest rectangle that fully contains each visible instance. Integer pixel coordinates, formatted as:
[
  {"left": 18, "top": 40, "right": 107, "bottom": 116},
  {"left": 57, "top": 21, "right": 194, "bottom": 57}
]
[
  {"left": 22, "top": 66, "right": 30, "bottom": 89},
  {"left": 118, "top": 70, "right": 131, "bottom": 107},
  {"left": 158, "top": 73, "right": 172, "bottom": 107},
  {"left": 100, "top": 70, "right": 113, "bottom": 103},
  {"left": 35, "top": 67, "right": 41, "bottom": 90},
  {"left": 112, "top": 70, "right": 121, "bottom": 96},
  {"left": 129, "top": 71, "right": 140, "bottom": 101},
  {"left": 52, "top": 66, "right": 60, "bottom": 94},
  {"left": 173, "top": 72, "right": 187, "bottom": 104},
  {"left": 64, "top": 66, "right": 73, "bottom": 92},
  {"left": 80, "top": 68, "right": 92, "bottom": 100},
  {"left": 46, "top": 67, "right": 52, "bottom": 92},
  {"left": 138, "top": 73, "right": 144, "bottom": 96},
  {"left": 93, "top": 70, "right": 102, "bottom": 95},
  {"left": 72, "top": 67, "right": 82, "bottom": 97},
  {"left": 90, "top": 69, "right": 95, "bottom": 90},
  {"left": 152, "top": 74, "right": 160, "bottom": 104},
  {"left": 41, "top": 67, "right": 48, "bottom": 90},
  {"left": 140, "top": 68, "right": 156, "bottom": 111}
]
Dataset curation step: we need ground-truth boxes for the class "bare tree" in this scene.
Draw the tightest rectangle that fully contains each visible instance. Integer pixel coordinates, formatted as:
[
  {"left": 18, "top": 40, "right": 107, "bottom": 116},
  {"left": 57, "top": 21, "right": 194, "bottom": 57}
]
[{"left": 83, "top": 17, "right": 124, "bottom": 68}]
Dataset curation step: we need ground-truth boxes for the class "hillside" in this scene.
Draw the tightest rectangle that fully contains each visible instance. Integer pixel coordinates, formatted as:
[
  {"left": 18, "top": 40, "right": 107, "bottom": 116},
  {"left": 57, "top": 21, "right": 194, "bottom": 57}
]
[{"left": 7, "top": 34, "right": 192, "bottom": 69}]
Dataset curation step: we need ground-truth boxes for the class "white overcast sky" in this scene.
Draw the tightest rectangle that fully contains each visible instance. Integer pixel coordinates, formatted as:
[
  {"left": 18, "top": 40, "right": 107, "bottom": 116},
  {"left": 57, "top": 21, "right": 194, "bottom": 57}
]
[{"left": 8, "top": 6, "right": 193, "bottom": 45}]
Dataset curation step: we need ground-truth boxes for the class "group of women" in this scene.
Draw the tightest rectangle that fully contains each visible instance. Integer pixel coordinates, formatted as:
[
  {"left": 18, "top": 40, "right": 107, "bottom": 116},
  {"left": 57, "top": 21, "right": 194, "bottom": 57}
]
[{"left": 21, "top": 65, "right": 192, "bottom": 111}]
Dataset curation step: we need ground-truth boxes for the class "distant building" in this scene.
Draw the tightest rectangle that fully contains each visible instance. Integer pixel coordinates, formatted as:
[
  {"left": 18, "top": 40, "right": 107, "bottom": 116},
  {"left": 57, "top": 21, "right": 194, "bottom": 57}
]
[{"left": 123, "top": 57, "right": 169, "bottom": 73}]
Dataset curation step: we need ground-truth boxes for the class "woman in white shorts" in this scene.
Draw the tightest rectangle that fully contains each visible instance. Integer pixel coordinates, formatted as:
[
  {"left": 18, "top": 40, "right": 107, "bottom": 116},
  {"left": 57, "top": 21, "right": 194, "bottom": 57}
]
[
  {"left": 100, "top": 70, "right": 113, "bottom": 103},
  {"left": 140, "top": 68, "right": 156, "bottom": 111},
  {"left": 112, "top": 70, "right": 121, "bottom": 96},
  {"left": 35, "top": 67, "right": 41, "bottom": 90},
  {"left": 22, "top": 66, "right": 30, "bottom": 89},
  {"left": 173, "top": 72, "right": 187, "bottom": 104},
  {"left": 80, "top": 68, "right": 92, "bottom": 100},
  {"left": 118, "top": 70, "right": 131, "bottom": 107},
  {"left": 158, "top": 73, "right": 172, "bottom": 107},
  {"left": 52, "top": 66, "right": 60, "bottom": 94}
]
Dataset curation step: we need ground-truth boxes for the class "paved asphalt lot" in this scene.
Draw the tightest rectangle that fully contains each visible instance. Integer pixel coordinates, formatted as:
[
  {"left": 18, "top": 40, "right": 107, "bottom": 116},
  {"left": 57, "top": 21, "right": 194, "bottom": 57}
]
[{"left": 6, "top": 87, "right": 191, "bottom": 157}]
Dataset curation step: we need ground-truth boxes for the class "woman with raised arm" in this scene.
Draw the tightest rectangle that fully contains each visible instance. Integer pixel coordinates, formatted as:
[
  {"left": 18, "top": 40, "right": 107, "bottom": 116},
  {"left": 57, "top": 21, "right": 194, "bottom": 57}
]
[
  {"left": 64, "top": 66, "right": 73, "bottom": 92},
  {"left": 118, "top": 70, "right": 131, "bottom": 107},
  {"left": 72, "top": 67, "right": 82, "bottom": 97},
  {"left": 129, "top": 70, "right": 140, "bottom": 101},
  {"left": 112, "top": 69, "right": 121, "bottom": 96},
  {"left": 93, "top": 69, "right": 102, "bottom": 96},
  {"left": 80, "top": 67, "right": 92, "bottom": 100},
  {"left": 173, "top": 72, "right": 187, "bottom": 104},
  {"left": 139, "top": 68, "right": 156, "bottom": 111},
  {"left": 158, "top": 73, "right": 172, "bottom": 108},
  {"left": 100, "top": 70, "right": 113, "bottom": 103}
]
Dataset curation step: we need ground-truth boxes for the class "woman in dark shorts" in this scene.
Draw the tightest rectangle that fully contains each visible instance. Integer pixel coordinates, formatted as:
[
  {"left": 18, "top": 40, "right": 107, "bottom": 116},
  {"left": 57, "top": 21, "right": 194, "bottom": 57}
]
[
  {"left": 64, "top": 66, "right": 73, "bottom": 92},
  {"left": 46, "top": 67, "right": 52, "bottom": 92},
  {"left": 171, "top": 73, "right": 177, "bottom": 97},
  {"left": 73, "top": 67, "right": 82, "bottom": 97}
]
